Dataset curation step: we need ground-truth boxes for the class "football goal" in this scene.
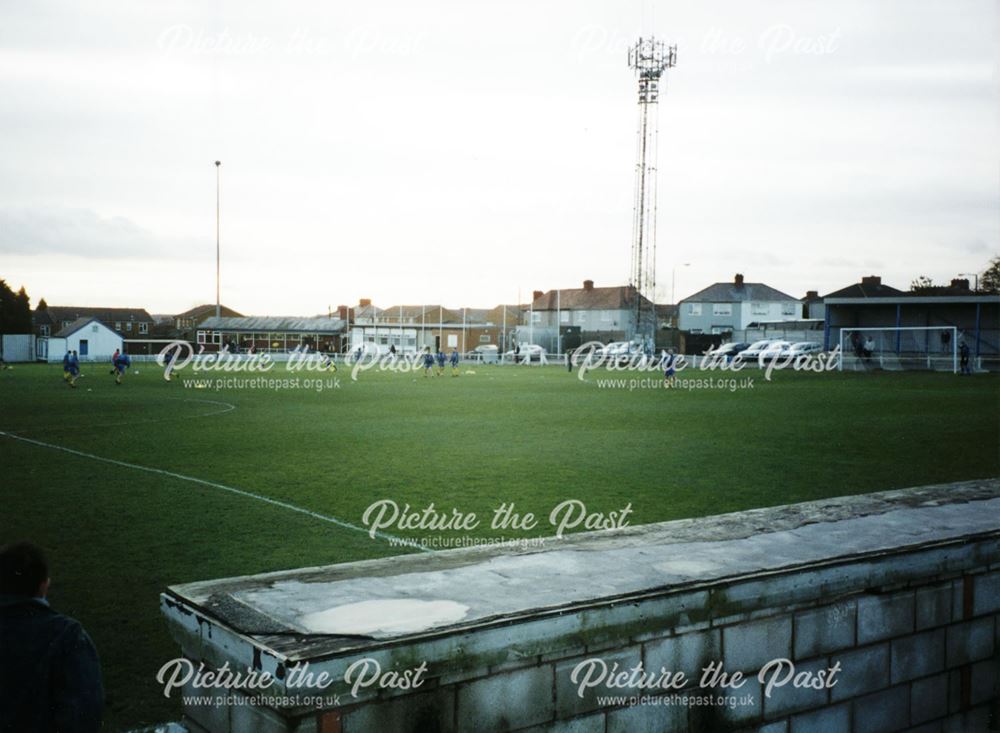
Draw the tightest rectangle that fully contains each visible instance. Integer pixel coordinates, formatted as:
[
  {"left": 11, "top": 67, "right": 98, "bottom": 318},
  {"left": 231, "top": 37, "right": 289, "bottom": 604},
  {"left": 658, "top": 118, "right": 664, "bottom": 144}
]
[{"left": 838, "top": 326, "right": 958, "bottom": 373}]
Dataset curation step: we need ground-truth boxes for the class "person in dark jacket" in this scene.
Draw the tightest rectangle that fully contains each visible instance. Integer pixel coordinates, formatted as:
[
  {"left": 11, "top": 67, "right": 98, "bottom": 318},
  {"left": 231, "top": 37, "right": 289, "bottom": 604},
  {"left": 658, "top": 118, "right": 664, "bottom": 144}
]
[
  {"left": 0, "top": 541, "right": 103, "bottom": 733},
  {"left": 112, "top": 352, "right": 131, "bottom": 385},
  {"left": 959, "top": 340, "right": 972, "bottom": 375}
]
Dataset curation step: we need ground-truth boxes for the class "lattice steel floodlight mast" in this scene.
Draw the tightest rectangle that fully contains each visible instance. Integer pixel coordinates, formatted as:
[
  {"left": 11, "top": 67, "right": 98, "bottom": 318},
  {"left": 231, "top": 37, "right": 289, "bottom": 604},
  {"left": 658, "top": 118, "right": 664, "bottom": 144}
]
[{"left": 628, "top": 38, "right": 676, "bottom": 344}]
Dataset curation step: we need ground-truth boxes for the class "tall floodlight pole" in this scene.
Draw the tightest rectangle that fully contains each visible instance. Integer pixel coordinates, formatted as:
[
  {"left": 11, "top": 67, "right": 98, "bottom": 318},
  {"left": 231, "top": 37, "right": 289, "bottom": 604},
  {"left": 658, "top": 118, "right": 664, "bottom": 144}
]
[
  {"left": 628, "top": 39, "right": 676, "bottom": 344},
  {"left": 215, "top": 160, "right": 222, "bottom": 319}
]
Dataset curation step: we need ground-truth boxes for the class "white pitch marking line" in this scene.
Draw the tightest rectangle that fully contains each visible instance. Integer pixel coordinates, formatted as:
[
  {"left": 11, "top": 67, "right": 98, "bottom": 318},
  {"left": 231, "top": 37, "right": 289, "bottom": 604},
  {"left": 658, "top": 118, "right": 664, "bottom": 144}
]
[
  {"left": 0, "top": 430, "right": 432, "bottom": 554},
  {"left": 2, "top": 398, "right": 238, "bottom": 436}
]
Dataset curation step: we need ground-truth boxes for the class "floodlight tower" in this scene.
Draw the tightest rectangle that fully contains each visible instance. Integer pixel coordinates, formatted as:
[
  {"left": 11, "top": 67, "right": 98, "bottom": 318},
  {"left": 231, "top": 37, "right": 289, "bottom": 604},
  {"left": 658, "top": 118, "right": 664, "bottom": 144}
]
[{"left": 628, "top": 38, "right": 676, "bottom": 342}]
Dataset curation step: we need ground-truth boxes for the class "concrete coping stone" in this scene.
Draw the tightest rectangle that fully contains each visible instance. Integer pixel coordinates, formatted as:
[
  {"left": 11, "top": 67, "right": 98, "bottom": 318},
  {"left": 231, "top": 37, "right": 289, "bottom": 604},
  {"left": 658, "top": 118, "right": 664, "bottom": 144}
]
[{"left": 163, "top": 479, "right": 1000, "bottom": 660}]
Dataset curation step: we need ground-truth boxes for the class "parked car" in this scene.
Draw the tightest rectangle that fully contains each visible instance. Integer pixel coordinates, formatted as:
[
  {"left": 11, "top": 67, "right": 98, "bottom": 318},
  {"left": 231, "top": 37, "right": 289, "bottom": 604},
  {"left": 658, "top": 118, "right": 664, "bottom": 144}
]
[
  {"left": 474, "top": 344, "right": 499, "bottom": 363},
  {"left": 759, "top": 341, "right": 792, "bottom": 361},
  {"left": 597, "top": 341, "right": 648, "bottom": 361},
  {"left": 787, "top": 341, "right": 823, "bottom": 357},
  {"left": 504, "top": 343, "right": 546, "bottom": 362},
  {"left": 708, "top": 342, "right": 750, "bottom": 358},
  {"left": 739, "top": 339, "right": 779, "bottom": 361}
]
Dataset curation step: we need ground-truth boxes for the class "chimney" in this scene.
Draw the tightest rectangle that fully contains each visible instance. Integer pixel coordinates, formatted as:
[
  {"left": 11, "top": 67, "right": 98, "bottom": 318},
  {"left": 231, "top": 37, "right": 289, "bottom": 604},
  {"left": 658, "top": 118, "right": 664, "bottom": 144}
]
[
  {"left": 861, "top": 276, "right": 881, "bottom": 287},
  {"left": 806, "top": 290, "right": 819, "bottom": 300},
  {"left": 532, "top": 290, "right": 544, "bottom": 302},
  {"left": 734, "top": 273, "right": 744, "bottom": 287},
  {"left": 359, "top": 298, "right": 372, "bottom": 307},
  {"left": 950, "top": 278, "right": 970, "bottom": 291},
  {"left": 583, "top": 279, "right": 594, "bottom": 291},
  {"left": 336, "top": 305, "right": 349, "bottom": 320}
]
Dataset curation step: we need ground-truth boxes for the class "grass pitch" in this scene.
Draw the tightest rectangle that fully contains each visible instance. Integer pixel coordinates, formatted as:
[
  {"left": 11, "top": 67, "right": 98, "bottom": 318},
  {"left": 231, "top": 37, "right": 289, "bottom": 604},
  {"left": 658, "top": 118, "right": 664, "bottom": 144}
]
[{"left": 0, "top": 362, "right": 997, "bottom": 729}]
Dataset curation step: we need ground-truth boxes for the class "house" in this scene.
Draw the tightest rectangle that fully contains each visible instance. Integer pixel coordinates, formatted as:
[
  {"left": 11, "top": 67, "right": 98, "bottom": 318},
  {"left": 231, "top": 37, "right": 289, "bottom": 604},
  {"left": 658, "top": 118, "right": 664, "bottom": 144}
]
[
  {"left": 528, "top": 280, "right": 654, "bottom": 351},
  {"left": 802, "top": 291, "right": 824, "bottom": 320},
  {"left": 174, "top": 304, "right": 244, "bottom": 332},
  {"left": 678, "top": 274, "right": 800, "bottom": 334},
  {"left": 33, "top": 306, "right": 155, "bottom": 339},
  {"left": 196, "top": 316, "right": 346, "bottom": 354},
  {"left": 349, "top": 299, "right": 384, "bottom": 325},
  {"left": 43, "top": 318, "right": 123, "bottom": 363}
]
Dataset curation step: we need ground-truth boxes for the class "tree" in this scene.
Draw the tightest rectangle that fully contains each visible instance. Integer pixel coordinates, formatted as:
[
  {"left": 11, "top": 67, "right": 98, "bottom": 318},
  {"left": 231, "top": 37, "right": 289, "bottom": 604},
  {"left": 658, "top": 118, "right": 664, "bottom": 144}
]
[
  {"left": 910, "top": 275, "right": 935, "bottom": 294},
  {"left": 37, "top": 297, "right": 48, "bottom": 310},
  {"left": 981, "top": 256, "right": 1000, "bottom": 295},
  {"left": 14, "top": 287, "right": 32, "bottom": 332},
  {"left": 0, "top": 280, "right": 32, "bottom": 334}
]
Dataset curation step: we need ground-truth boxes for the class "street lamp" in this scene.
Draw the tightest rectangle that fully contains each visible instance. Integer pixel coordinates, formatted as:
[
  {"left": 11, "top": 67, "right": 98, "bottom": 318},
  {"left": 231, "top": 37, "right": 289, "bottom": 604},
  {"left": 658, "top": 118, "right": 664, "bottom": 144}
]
[{"left": 215, "top": 160, "right": 221, "bottom": 319}]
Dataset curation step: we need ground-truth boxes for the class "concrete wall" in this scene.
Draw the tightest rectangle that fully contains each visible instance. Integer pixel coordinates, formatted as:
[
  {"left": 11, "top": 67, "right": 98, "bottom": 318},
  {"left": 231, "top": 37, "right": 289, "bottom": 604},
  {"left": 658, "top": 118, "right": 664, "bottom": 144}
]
[{"left": 161, "top": 481, "right": 1000, "bottom": 733}]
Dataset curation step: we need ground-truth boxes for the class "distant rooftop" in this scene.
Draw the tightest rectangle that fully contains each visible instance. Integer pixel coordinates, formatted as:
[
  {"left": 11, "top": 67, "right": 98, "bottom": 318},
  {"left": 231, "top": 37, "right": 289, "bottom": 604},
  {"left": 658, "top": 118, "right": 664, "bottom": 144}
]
[
  {"left": 821, "top": 276, "right": 905, "bottom": 299},
  {"left": 53, "top": 317, "right": 117, "bottom": 338},
  {"left": 198, "top": 316, "right": 345, "bottom": 333},
  {"left": 682, "top": 274, "right": 797, "bottom": 303},
  {"left": 531, "top": 280, "right": 652, "bottom": 311}
]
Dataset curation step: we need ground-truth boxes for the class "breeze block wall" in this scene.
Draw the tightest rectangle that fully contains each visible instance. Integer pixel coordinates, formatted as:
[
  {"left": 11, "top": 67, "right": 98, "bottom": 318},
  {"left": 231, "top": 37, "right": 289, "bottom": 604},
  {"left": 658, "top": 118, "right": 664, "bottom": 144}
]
[{"left": 161, "top": 480, "right": 1000, "bottom": 733}]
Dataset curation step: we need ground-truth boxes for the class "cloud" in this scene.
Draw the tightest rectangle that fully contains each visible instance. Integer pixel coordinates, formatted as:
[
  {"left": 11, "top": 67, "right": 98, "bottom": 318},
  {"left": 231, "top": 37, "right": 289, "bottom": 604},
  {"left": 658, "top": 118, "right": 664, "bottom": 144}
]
[{"left": 0, "top": 206, "right": 202, "bottom": 259}]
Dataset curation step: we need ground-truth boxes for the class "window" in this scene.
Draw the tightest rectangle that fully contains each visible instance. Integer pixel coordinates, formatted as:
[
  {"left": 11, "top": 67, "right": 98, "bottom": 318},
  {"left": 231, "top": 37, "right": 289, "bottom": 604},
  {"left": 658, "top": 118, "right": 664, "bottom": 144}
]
[
  {"left": 447, "top": 334, "right": 458, "bottom": 347},
  {"left": 125, "top": 321, "right": 133, "bottom": 332},
  {"left": 688, "top": 303, "right": 702, "bottom": 316},
  {"left": 114, "top": 321, "right": 122, "bottom": 331},
  {"left": 139, "top": 323, "right": 148, "bottom": 334},
  {"left": 532, "top": 311, "right": 541, "bottom": 323},
  {"left": 91, "top": 325, "right": 99, "bottom": 332},
  {"left": 712, "top": 303, "right": 732, "bottom": 316},
  {"left": 560, "top": 311, "right": 569, "bottom": 323},
  {"left": 782, "top": 302, "right": 797, "bottom": 316},
  {"left": 751, "top": 302, "right": 769, "bottom": 316},
  {"left": 480, "top": 334, "right": 490, "bottom": 342},
  {"left": 197, "top": 331, "right": 206, "bottom": 344},
  {"left": 601, "top": 310, "right": 613, "bottom": 322},
  {"left": 39, "top": 325, "right": 49, "bottom": 337},
  {"left": 574, "top": 311, "right": 586, "bottom": 325}
]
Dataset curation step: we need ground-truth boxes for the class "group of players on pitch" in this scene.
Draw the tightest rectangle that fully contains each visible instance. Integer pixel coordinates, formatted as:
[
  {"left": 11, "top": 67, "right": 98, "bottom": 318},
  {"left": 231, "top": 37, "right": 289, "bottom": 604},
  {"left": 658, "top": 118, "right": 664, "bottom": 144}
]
[
  {"left": 61, "top": 348, "right": 132, "bottom": 388},
  {"left": 422, "top": 347, "right": 461, "bottom": 377},
  {"left": 316, "top": 345, "right": 461, "bottom": 377},
  {"left": 345, "top": 344, "right": 462, "bottom": 376}
]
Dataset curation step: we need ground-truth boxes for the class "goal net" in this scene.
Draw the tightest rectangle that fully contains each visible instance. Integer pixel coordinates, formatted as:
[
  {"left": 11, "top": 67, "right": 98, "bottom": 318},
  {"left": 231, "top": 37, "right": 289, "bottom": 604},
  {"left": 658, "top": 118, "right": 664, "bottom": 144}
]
[{"left": 838, "top": 326, "right": 958, "bottom": 373}]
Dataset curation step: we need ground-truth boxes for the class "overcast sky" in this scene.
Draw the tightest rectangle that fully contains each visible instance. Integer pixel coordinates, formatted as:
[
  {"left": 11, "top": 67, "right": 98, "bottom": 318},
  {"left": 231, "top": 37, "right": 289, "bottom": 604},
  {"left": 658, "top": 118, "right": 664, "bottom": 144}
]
[{"left": 0, "top": 0, "right": 997, "bottom": 315}]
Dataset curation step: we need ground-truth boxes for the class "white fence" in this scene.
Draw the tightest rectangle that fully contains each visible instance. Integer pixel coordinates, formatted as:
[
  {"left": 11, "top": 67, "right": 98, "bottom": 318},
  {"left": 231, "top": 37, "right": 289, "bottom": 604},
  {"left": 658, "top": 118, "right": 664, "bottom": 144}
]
[{"left": 1, "top": 334, "right": 36, "bottom": 362}]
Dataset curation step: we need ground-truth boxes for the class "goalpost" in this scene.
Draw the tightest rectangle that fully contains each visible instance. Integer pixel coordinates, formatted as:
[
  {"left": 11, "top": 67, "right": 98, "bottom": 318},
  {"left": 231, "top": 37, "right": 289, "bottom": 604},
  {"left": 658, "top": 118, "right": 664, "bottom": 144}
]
[{"left": 838, "top": 326, "right": 958, "bottom": 373}]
